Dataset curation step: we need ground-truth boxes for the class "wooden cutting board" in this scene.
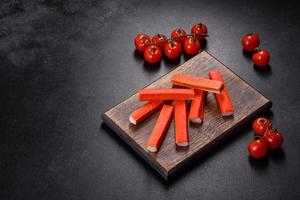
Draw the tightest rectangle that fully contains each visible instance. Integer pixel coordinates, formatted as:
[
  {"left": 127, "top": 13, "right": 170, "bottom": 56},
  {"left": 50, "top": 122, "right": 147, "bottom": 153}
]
[{"left": 102, "top": 51, "right": 272, "bottom": 180}]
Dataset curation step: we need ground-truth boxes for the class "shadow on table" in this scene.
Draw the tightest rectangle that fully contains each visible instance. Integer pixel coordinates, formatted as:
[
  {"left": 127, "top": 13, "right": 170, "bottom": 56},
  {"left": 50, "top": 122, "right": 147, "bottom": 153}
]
[
  {"left": 133, "top": 50, "right": 144, "bottom": 61},
  {"left": 248, "top": 148, "right": 286, "bottom": 173},
  {"left": 163, "top": 56, "right": 181, "bottom": 69},
  {"left": 248, "top": 156, "right": 269, "bottom": 169},
  {"left": 100, "top": 109, "right": 276, "bottom": 188},
  {"left": 143, "top": 61, "right": 161, "bottom": 72},
  {"left": 253, "top": 64, "right": 272, "bottom": 77},
  {"left": 242, "top": 49, "right": 253, "bottom": 61},
  {"left": 269, "top": 148, "right": 286, "bottom": 161}
]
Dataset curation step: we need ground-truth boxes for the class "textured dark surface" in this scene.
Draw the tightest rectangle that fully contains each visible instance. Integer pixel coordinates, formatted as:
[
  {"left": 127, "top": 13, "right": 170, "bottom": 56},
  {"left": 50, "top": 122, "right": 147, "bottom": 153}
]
[{"left": 1, "top": 0, "right": 299, "bottom": 200}]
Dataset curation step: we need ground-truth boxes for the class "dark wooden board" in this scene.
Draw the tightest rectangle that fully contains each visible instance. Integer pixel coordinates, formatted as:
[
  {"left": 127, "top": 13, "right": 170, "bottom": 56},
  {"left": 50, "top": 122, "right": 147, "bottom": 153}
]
[{"left": 102, "top": 51, "right": 272, "bottom": 180}]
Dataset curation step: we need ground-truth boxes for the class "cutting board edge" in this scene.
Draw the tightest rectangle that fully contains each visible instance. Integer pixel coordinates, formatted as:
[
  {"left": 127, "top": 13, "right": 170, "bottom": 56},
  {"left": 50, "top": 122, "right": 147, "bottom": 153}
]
[
  {"left": 167, "top": 99, "right": 272, "bottom": 178},
  {"left": 101, "top": 112, "right": 169, "bottom": 180},
  {"left": 102, "top": 99, "right": 272, "bottom": 180},
  {"left": 101, "top": 50, "right": 273, "bottom": 180}
]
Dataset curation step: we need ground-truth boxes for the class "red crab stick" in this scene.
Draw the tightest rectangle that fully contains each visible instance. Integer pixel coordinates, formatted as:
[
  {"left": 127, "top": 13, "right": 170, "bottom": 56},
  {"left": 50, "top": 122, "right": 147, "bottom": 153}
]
[
  {"left": 171, "top": 73, "right": 224, "bottom": 94},
  {"left": 208, "top": 70, "right": 234, "bottom": 116},
  {"left": 147, "top": 104, "right": 174, "bottom": 152},
  {"left": 138, "top": 88, "right": 195, "bottom": 101},
  {"left": 175, "top": 100, "right": 189, "bottom": 146},
  {"left": 189, "top": 90, "right": 207, "bottom": 123},
  {"left": 129, "top": 100, "right": 164, "bottom": 125}
]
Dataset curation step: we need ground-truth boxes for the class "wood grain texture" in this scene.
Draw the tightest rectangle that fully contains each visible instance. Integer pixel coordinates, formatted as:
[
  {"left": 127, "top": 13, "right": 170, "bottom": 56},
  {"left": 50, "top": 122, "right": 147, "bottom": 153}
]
[{"left": 102, "top": 51, "right": 272, "bottom": 180}]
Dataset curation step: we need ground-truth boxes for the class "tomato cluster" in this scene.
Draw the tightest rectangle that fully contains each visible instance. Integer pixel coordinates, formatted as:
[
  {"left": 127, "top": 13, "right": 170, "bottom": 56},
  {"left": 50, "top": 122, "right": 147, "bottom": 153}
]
[
  {"left": 241, "top": 33, "right": 270, "bottom": 68},
  {"left": 248, "top": 117, "right": 284, "bottom": 159},
  {"left": 134, "top": 23, "right": 208, "bottom": 63}
]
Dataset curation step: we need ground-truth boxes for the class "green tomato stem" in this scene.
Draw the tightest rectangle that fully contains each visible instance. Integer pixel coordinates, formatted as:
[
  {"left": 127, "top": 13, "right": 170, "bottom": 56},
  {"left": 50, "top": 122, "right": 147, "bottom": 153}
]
[{"left": 146, "top": 33, "right": 208, "bottom": 46}]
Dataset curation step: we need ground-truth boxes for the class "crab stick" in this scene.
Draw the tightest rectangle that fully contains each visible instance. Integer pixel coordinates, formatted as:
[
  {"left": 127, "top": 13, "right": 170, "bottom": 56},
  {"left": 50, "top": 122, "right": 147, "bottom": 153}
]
[
  {"left": 189, "top": 90, "right": 207, "bottom": 123},
  {"left": 175, "top": 100, "right": 189, "bottom": 146},
  {"left": 138, "top": 88, "right": 195, "bottom": 101},
  {"left": 147, "top": 104, "right": 174, "bottom": 152},
  {"left": 129, "top": 100, "right": 164, "bottom": 125},
  {"left": 208, "top": 70, "right": 234, "bottom": 116},
  {"left": 171, "top": 73, "right": 224, "bottom": 94}
]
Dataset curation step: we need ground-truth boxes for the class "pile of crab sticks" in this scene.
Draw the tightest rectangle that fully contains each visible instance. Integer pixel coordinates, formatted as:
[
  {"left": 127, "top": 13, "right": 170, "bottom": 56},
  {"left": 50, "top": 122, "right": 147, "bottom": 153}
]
[
  {"left": 129, "top": 71, "right": 234, "bottom": 153},
  {"left": 134, "top": 23, "right": 208, "bottom": 63}
]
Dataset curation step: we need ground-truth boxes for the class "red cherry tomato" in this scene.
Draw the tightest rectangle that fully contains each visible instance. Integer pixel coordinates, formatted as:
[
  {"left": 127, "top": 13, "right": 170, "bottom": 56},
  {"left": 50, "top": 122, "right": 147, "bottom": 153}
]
[
  {"left": 248, "top": 138, "right": 268, "bottom": 159},
  {"left": 164, "top": 41, "right": 182, "bottom": 59},
  {"left": 171, "top": 28, "right": 187, "bottom": 44},
  {"left": 144, "top": 45, "right": 162, "bottom": 64},
  {"left": 183, "top": 37, "right": 201, "bottom": 55},
  {"left": 152, "top": 34, "right": 168, "bottom": 49},
  {"left": 252, "top": 117, "right": 272, "bottom": 136},
  {"left": 252, "top": 50, "right": 270, "bottom": 67},
  {"left": 134, "top": 33, "right": 151, "bottom": 52},
  {"left": 241, "top": 33, "right": 260, "bottom": 52},
  {"left": 191, "top": 23, "right": 208, "bottom": 40},
  {"left": 265, "top": 129, "right": 284, "bottom": 150}
]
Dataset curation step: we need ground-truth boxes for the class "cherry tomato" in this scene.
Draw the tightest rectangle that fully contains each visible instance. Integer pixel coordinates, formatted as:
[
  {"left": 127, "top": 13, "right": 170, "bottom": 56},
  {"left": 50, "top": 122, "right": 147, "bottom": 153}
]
[
  {"left": 252, "top": 49, "right": 270, "bottom": 67},
  {"left": 164, "top": 41, "right": 182, "bottom": 59},
  {"left": 144, "top": 45, "right": 162, "bottom": 64},
  {"left": 248, "top": 138, "right": 268, "bottom": 159},
  {"left": 171, "top": 28, "right": 187, "bottom": 44},
  {"left": 252, "top": 117, "right": 272, "bottom": 136},
  {"left": 134, "top": 33, "right": 151, "bottom": 52},
  {"left": 265, "top": 129, "right": 284, "bottom": 150},
  {"left": 152, "top": 34, "right": 168, "bottom": 49},
  {"left": 241, "top": 33, "right": 260, "bottom": 52},
  {"left": 183, "top": 37, "right": 201, "bottom": 55},
  {"left": 191, "top": 23, "right": 208, "bottom": 40}
]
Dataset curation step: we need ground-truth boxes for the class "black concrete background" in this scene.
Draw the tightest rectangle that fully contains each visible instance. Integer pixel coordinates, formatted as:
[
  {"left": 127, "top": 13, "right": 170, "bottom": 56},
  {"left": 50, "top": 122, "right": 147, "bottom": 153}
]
[{"left": 1, "top": 0, "right": 300, "bottom": 199}]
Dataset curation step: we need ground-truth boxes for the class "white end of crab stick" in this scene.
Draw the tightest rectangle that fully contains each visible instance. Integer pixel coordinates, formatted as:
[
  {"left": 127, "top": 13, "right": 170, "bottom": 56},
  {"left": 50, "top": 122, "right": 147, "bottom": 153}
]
[
  {"left": 147, "top": 104, "right": 174, "bottom": 153},
  {"left": 147, "top": 146, "right": 158, "bottom": 153},
  {"left": 190, "top": 118, "right": 202, "bottom": 124},
  {"left": 176, "top": 141, "right": 189, "bottom": 147},
  {"left": 129, "top": 116, "right": 137, "bottom": 125},
  {"left": 129, "top": 101, "right": 164, "bottom": 125}
]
